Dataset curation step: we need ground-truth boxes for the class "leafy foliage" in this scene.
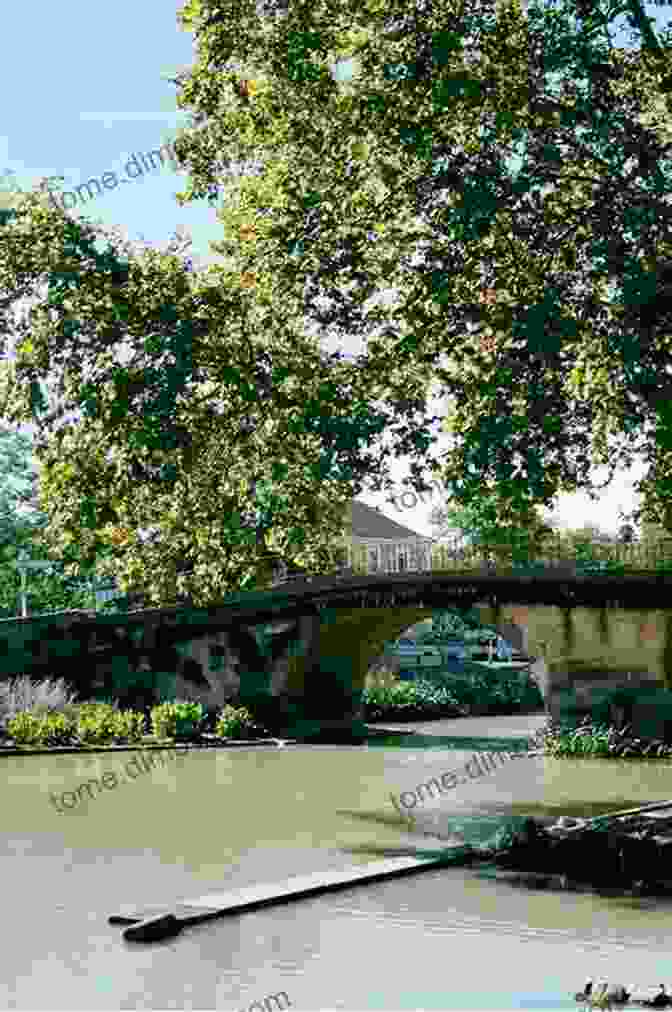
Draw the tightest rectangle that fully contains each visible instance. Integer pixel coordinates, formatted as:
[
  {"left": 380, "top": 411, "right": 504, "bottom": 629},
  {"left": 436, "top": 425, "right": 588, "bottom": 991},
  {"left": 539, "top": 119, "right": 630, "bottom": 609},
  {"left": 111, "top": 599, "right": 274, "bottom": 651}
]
[
  {"left": 6, "top": 710, "right": 73, "bottom": 746},
  {"left": 429, "top": 486, "right": 559, "bottom": 563},
  {"left": 170, "top": 0, "right": 672, "bottom": 539},
  {"left": 1, "top": 0, "right": 671, "bottom": 614},
  {"left": 431, "top": 507, "right": 672, "bottom": 573},
  {"left": 0, "top": 187, "right": 398, "bottom": 606},
  {"left": 4, "top": 698, "right": 146, "bottom": 746},
  {"left": 74, "top": 706, "right": 146, "bottom": 746},
  {"left": 362, "top": 668, "right": 543, "bottom": 720},
  {"left": 0, "top": 425, "right": 119, "bottom": 616},
  {"left": 542, "top": 715, "right": 672, "bottom": 758},
  {"left": 0, "top": 678, "right": 275, "bottom": 745},
  {"left": 362, "top": 680, "right": 463, "bottom": 721},
  {"left": 426, "top": 606, "right": 487, "bottom": 639},
  {"left": 214, "top": 703, "right": 261, "bottom": 738},
  {"left": 149, "top": 700, "right": 205, "bottom": 739}
]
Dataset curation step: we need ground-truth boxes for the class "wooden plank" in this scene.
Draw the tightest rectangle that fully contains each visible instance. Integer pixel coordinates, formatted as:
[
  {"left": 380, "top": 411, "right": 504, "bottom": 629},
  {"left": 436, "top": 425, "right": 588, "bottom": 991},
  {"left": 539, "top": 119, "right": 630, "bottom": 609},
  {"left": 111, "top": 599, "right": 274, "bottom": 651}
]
[{"left": 111, "top": 850, "right": 469, "bottom": 942}]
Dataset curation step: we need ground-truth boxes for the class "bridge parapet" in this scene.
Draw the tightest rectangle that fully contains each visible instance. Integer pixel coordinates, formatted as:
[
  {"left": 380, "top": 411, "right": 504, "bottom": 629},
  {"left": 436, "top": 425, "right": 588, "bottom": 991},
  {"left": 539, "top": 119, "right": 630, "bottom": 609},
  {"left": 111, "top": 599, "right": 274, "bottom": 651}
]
[{"left": 346, "top": 536, "right": 672, "bottom": 577}]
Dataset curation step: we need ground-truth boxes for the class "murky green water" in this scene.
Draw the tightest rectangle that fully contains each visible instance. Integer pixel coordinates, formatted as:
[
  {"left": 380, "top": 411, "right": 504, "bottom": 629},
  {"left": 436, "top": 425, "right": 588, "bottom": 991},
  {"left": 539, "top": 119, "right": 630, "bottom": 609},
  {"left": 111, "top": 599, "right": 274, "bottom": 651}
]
[{"left": 3, "top": 712, "right": 672, "bottom": 1010}]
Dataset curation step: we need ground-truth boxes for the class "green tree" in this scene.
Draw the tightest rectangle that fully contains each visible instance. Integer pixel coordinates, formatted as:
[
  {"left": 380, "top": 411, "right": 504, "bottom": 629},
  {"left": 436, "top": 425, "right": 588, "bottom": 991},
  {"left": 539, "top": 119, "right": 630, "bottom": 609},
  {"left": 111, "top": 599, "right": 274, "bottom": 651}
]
[
  {"left": 168, "top": 0, "right": 672, "bottom": 538},
  {"left": 2, "top": 0, "right": 671, "bottom": 612},
  {"left": 0, "top": 186, "right": 402, "bottom": 607},
  {"left": 0, "top": 423, "right": 111, "bottom": 616},
  {"left": 0, "top": 423, "right": 43, "bottom": 615},
  {"left": 617, "top": 522, "right": 636, "bottom": 544},
  {"left": 429, "top": 481, "right": 557, "bottom": 563},
  {"left": 0, "top": 425, "right": 42, "bottom": 547}
]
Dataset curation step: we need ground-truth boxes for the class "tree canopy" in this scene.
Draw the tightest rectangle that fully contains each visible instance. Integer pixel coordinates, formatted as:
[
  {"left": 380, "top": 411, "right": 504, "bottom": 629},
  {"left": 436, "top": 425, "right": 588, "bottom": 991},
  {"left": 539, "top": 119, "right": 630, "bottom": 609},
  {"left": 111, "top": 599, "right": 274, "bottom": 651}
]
[
  {"left": 428, "top": 479, "right": 558, "bottom": 560},
  {"left": 170, "top": 0, "right": 672, "bottom": 529},
  {"left": 0, "top": 184, "right": 413, "bottom": 606},
  {"left": 1, "top": 0, "right": 671, "bottom": 608},
  {"left": 0, "top": 423, "right": 111, "bottom": 616}
]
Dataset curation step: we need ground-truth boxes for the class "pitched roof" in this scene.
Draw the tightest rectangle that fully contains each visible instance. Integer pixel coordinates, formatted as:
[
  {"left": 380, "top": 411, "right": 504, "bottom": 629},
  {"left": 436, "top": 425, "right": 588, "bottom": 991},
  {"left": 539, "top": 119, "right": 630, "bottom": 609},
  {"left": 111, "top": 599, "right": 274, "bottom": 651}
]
[{"left": 350, "top": 500, "right": 433, "bottom": 541}]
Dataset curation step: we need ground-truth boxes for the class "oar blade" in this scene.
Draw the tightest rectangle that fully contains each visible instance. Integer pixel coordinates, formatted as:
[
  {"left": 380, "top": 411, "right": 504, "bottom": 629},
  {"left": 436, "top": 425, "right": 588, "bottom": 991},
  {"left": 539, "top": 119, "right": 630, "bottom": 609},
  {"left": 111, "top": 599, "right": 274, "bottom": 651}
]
[{"left": 123, "top": 913, "right": 182, "bottom": 943}]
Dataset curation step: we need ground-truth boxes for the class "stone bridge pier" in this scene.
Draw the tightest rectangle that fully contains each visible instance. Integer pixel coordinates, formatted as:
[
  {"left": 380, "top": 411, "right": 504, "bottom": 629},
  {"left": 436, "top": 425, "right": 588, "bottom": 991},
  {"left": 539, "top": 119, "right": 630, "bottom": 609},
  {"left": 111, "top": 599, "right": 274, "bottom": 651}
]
[
  {"left": 132, "top": 611, "right": 327, "bottom": 724},
  {"left": 168, "top": 604, "right": 435, "bottom": 737},
  {"left": 0, "top": 603, "right": 362, "bottom": 738},
  {"left": 473, "top": 602, "right": 672, "bottom": 741},
  {"left": 141, "top": 609, "right": 345, "bottom": 736}
]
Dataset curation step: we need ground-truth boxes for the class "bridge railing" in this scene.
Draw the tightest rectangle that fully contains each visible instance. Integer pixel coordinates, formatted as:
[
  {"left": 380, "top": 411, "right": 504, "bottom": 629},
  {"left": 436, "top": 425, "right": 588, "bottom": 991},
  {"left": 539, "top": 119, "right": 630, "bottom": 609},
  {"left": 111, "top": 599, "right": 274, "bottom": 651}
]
[{"left": 344, "top": 536, "right": 672, "bottom": 576}]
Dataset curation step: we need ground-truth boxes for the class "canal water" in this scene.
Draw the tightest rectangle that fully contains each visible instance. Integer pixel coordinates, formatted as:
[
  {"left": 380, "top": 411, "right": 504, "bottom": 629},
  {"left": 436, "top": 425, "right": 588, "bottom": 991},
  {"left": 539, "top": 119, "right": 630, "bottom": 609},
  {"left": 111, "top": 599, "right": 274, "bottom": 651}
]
[{"left": 3, "top": 711, "right": 672, "bottom": 1010}]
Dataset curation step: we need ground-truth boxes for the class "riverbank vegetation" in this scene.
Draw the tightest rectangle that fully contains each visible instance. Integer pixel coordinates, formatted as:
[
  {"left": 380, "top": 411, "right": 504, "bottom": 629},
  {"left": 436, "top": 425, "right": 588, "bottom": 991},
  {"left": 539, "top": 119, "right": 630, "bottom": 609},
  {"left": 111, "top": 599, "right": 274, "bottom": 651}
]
[
  {"left": 540, "top": 715, "right": 672, "bottom": 759},
  {"left": 3, "top": 673, "right": 672, "bottom": 758},
  {"left": 362, "top": 667, "right": 543, "bottom": 721},
  {"left": 0, "top": 676, "right": 265, "bottom": 748},
  {"left": 0, "top": 667, "right": 543, "bottom": 746}
]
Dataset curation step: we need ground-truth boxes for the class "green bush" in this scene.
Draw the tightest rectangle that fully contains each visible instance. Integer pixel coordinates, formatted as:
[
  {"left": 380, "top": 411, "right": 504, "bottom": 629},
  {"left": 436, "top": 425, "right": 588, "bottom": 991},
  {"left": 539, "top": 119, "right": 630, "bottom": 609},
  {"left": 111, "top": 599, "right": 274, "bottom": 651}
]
[
  {"left": 362, "top": 680, "right": 463, "bottom": 722},
  {"left": 150, "top": 700, "right": 205, "bottom": 740},
  {"left": 574, "top": 559, "right": 626, "bottom": 576},
  {"left": 362, "top": 665, "right": 543, "bottom": 722},
  {"left": 40, "top": 712, "right": 74, "bottom": 745},
  {"left": 5, "top": 698, "right": 148, "bottom": 746},
  {"left": 6, "top": 712, "right": 44, "bottom": 745},
  {"left": 111, "top": 710, "right": 146, "bottom": 742},
  {"left": 74, "top": 711, "right": 114, "bottom": 745},
  {"left": 70, "top": 700, "right": 118, "bottom": 719},
  {"left": 7, "top": 710, "right": 75, "bottom": 746},
  {"left": 436, "top": 661, "right": 542, "bottom": 710},
  {"left": 74, "top": 704, "right": 145, "bottom": 745},
  {"left": 214, "top": 704, "right": 260, "bottom": 739},
  {"left": 56, "top": 712, "right": 73, "bottom": 744},
  {"left": 541, "top": 716, "right": 672, "bottom": 759},
  {"left": 72, "top": 701, "right": 117, "bottom": 746}
]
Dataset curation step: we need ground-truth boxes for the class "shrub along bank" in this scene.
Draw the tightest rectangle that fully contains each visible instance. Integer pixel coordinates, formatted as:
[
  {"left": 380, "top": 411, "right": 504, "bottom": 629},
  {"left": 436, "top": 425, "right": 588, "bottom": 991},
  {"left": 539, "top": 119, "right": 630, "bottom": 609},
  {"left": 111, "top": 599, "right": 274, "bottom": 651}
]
[
  {"left": 0, "top": 688, "right": 268, "bottom": 749},
  {"left": 541, "top": 715, "right": 672, "bottom": 759},
  {"left": 3, "top": 677, "right": 672, "bottom": 758},
  {"left": 0, "top": 665, "right": 545, "bottom": 748},
  {"left": 362, "top": 665, "right": 543, "bottom": 722}
]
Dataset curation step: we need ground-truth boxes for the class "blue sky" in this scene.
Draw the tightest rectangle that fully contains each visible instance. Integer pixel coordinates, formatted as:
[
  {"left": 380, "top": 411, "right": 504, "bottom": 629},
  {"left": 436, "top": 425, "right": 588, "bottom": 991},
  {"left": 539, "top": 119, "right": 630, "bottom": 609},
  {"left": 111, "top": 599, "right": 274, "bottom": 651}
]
[{"left": 2, "top": 0, "right": 671, "bottom": 540}]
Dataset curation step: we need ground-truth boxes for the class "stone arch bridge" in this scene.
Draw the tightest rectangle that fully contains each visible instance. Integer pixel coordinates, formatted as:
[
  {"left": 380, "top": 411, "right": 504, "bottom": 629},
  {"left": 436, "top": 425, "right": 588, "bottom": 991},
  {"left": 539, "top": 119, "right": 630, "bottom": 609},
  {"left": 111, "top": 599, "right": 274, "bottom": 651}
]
[{"left": 3, "top": 569, "right": 672, "bottom": 737}]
